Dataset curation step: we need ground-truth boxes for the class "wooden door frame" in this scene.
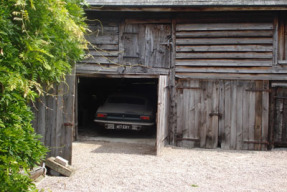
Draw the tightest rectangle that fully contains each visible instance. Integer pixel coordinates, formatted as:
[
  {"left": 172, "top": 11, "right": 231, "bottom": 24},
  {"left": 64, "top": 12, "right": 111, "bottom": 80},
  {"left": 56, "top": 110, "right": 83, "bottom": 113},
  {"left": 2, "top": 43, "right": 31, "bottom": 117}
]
[{"left": 74, "top": 73, "right": 170, "bottom": 155}]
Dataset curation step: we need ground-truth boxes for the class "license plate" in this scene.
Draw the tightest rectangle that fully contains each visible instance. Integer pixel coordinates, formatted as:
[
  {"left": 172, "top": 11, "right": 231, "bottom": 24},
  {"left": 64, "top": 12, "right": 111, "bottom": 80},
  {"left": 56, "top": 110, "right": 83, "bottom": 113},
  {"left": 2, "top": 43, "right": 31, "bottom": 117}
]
[
  {"left": 105, "top": 124, "right": 131, "bottom": 130},
  {"left": 115, "top": 124, "right": 131, "bottom": 129}
]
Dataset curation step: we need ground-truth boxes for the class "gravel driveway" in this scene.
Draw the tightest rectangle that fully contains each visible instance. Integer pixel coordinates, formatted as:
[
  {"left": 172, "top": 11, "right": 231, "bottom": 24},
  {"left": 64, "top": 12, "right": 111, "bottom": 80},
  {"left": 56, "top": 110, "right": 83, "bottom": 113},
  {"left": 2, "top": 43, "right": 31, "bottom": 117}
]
[{"left": 37, "top": 139, "right": 287, "bottom": 192}]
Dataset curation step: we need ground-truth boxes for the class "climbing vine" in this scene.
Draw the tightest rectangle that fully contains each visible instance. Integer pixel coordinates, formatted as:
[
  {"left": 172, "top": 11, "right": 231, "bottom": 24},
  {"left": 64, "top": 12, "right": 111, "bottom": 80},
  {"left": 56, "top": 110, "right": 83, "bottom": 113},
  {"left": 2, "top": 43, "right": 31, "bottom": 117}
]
[{"left": 0, "top": 0, "right": 87, "bottom": 191}]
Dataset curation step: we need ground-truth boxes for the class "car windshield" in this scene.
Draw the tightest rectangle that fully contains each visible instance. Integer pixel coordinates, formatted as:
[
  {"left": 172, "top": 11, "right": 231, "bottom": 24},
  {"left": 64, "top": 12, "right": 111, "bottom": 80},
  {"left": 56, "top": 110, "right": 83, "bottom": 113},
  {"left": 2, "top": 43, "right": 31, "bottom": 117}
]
[{"left": 108, "top": 96, "right": 145, "bottom": 105}]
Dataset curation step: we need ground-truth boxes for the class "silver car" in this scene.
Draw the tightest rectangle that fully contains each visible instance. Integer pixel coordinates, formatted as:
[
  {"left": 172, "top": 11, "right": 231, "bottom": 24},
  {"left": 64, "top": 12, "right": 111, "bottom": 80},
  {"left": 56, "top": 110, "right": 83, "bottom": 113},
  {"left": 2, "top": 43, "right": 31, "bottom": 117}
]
[{"left": 94, "top": 94, "right": 155, "bottom": 130}]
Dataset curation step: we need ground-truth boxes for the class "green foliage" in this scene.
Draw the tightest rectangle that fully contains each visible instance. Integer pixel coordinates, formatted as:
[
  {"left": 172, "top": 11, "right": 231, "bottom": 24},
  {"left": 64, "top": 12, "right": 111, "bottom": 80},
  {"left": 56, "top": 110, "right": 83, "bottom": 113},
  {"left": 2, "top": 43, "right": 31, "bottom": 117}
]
[{"left": 0, "top": 0, "right": 87, "bottom": 191}]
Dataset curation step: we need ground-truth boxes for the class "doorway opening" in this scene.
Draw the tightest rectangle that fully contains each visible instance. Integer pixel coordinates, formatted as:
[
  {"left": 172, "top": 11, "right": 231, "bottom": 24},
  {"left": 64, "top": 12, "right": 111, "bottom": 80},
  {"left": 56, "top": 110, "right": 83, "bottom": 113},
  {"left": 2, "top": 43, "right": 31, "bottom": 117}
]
[{"left": 76, "top": 77, "right": 158, "bottom": 144}]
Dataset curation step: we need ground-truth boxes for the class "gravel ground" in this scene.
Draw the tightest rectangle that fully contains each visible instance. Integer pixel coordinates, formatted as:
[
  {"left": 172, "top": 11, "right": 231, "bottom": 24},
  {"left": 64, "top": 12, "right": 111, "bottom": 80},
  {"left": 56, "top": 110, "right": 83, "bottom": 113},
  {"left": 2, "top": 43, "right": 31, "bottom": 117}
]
[{"left": 37, "top": 140, "right": 287, "bottom": 192}]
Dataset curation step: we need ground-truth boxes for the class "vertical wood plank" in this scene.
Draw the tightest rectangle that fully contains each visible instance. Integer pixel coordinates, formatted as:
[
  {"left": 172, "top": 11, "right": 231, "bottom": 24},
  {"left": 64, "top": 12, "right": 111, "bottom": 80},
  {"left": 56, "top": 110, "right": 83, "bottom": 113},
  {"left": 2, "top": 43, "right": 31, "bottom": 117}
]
[
  {"left": 118, "top": 22, "right": 124, "bottom": 65},
  {"left": 205, "top": 80, "right": 218, "bottom": 149},
  {"left": 273, "top": 15, "right": 279, "bottom": 65},
  {"left": 254, "top": 81, "right": 263, "bottom": 150},
  {"left": 193, "top": 80, "right": 201, "bottom": 148},
  {"left": 236, "top": 81, "right": 244, "bottom": 150},
  {"left": 218, "top": 80, "right": 225, "bottom": 148},
  {"left": 242, "top": 81, "right": 250, "bottom": 150},
  {"left": 283, "top": 98, "right": 287, "bottom": 143},
  {"left": 176, "top": 80, "right": 183, "bottom": 147},
  {"left": 230, "top": 81, "right": 237, "bottom": 149},
  {"left": 156, "top": 75, "right": 169, "bottom": 156},
  {"left": 248, "top": 82, "right": 256, "bottom": 150},
  {"left": 63, "top": 69, "right": 76, "bottom": 163},
  {"left": 222, "top": 81, "right": 231, "bottom": 149},
  {"left": 278, "top": 15, "right": 285, "bottom": 61},
  {"left": 261, "top": 81, "right": 269, "bottom": 150},
  {"left": 182, "top": 80, "right": 190, "bottom": 147},
  {"left": 200, "top": 81, "right": 207, "bottom": 148},
  {"left": 169, "top": 19, "right": 177, "bottom": 145}
]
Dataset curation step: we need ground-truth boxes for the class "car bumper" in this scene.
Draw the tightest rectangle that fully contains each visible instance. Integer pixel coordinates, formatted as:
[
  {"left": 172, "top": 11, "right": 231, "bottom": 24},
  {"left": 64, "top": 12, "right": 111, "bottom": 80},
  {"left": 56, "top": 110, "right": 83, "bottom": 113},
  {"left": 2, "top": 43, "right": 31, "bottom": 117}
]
[{"left": 94, "top": 119, "right": 155, "bottom": 126}]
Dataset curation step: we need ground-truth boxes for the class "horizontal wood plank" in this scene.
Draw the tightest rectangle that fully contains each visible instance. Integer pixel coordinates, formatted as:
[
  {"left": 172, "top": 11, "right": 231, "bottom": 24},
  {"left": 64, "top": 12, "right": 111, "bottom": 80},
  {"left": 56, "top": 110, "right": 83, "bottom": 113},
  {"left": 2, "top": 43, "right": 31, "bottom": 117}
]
[
  {"left": 175, "top": 67, "right": 287, "bottom": 74},
  {"left": 176, "top": 52, "right": 272, "bottom": 59},
  {"left": 176, "top": 38, "right": 273, "bottom": 45},
  {"left": 88, "top": 44, "right": 119, "bottom": 51},
  {"left": 175, "top": 73, "right": 287, "bottom": 80},
  {"left": 87, "top": 50, "right": 120, "bottom": 57},
  {"left": 176, "top": 45, "right": 273, "bottom": 52},
  {"left": 175, "top": 60, "right": 272, "bottom": 66},
  {"left": 176, "top": 30, "right": 273, "bottom": 38},
  {"left": 80, "top": 56, "right": 119, "bottom": 64},
  {"left": 176, "top": 23, "right": 273, "bottom": 31},
  {"left": 85, "top": 34, "right": 119, "bottom": 44}
]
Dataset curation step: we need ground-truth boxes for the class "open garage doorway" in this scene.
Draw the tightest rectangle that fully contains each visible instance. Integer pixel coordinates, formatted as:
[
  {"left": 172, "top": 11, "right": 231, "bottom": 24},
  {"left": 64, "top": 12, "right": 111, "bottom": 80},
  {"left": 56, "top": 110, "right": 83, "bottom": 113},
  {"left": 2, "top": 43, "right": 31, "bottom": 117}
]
[{"left": 76, "top": 77, "right": 160, "bottom": 149}]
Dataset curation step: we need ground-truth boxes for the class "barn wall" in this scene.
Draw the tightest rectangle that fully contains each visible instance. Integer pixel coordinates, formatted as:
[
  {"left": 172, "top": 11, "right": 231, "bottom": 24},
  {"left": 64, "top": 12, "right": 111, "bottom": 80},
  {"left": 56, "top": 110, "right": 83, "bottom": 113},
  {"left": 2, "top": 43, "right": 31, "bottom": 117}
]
[{"left": 175, "top": 79, "right": 269, "bottom": 150}]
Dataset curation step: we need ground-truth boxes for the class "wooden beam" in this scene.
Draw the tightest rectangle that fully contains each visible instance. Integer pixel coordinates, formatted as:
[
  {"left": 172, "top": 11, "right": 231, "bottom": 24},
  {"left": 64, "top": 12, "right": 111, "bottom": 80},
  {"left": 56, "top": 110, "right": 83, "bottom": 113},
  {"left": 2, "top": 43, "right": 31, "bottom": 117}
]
[
  {"left": 84, "top": 7, "right": 287, "bottom": 12},
  {"left": 176, "top": 23, "right": 273, "bottom": 31}
]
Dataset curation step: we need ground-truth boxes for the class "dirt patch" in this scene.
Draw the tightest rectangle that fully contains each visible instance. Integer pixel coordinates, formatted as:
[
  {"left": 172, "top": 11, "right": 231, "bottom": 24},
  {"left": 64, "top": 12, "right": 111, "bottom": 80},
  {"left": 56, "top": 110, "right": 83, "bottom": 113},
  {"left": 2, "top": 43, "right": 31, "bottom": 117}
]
[{"left": 37, "top": 141, "right": 287, "bottom": 192}]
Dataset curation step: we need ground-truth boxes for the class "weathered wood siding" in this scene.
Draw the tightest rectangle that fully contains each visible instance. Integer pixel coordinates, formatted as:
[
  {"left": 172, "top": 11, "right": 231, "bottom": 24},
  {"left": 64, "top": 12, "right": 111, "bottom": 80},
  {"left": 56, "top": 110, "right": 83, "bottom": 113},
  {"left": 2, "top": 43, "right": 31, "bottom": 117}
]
[
  {"left": 175, "top": 20, "right": 274, "bottom": 71},
  {"left": 33, "top": 72, "right": 75, "bottom": 163},
  {"left": 84, "top": 21, "right": 120, "bottom": 67},
  {"left": 122, "top": 24, "right": 171, "bottom": 68},
  {"left": 175, "top": 79, "right": 269, "bottom": 150},
  {"left": 270, "top": 84, "right": 287, "bottom": 147},
  {"left": 81, "top": 20, "right": 171, "bottom": 72}
]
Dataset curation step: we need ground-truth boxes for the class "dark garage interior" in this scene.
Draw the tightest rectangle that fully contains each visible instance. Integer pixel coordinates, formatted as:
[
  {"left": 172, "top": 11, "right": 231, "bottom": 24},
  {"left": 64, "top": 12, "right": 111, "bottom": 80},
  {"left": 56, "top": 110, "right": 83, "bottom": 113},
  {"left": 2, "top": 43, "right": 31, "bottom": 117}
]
[{"left": 77, "top": 77, "right": 158, "bottom": 139}]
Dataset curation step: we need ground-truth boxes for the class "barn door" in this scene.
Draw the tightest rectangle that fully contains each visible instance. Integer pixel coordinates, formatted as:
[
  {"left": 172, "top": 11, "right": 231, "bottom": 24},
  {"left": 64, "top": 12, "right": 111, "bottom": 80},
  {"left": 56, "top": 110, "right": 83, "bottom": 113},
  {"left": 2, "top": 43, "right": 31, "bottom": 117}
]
[
  {"left": 121, "top": 23, "right": 171, "bottom": 68},
  {"left": 270, "top": 83, "right": 287, "bottom": 147},
  {"left": 33, "top": 69, "right": 75, "bottom": 164},
  {"left": 176, "top": 80, "right": 219, "bottom": 149},
  {"left": 156, "top": 75, "right": 169, "bottom": 155},
  {"left": 219, "top": 80, "right": 269, "bottom": 150}
]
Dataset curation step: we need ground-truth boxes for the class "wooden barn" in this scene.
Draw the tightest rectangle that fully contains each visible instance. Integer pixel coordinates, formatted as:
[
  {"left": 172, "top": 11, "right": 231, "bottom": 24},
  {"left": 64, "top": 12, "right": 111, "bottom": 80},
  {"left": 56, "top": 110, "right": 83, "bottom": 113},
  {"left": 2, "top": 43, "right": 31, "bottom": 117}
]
[{"left": 33, "top": 0, "right": 287, "bottom": 163}]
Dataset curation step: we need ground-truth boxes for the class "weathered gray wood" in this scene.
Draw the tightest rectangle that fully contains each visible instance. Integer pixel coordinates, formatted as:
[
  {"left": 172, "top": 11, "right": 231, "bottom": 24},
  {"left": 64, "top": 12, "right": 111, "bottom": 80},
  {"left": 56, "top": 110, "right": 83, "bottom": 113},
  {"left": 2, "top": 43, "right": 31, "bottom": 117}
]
[
  {"left": 156, "top": 75, "right": 169, "bottom": 156},
  {"left": 175, "top": 60, "right": 272, "bottom": 66},
  {"left": 176, "top": 23, "right": 273, "bottom": 31},
  {"left": 85, "top": 7, "right": 287, "bottom": 13},
  {"left": 273, "top": 16, "right": 279, "bottom": 65},
  {"left": 254, "top": 81, "right": 263, "bottom": 150},
  {"left": 46, "top": 157, "right": 73, "bottom": 177},
  {"left": 85, "top": 34, "right": 119, "bottom": 45},
  {"left": 86, "top": 0, "right": 287, "bottom": 7},
  {"left": 230, "top": 81, "right": 237, "bottom": 149},
  {"left": 261, "top": 81, "right": 269, "bottom": 150},
  {"left": 278, "top": 16, "right": 285, "bottom": 61},
  {"left": 193, "top": 80, "right": 201, "bottom": 148},
  {"left": 88, "top": 44, "right": 119, "bottom": 51},
  {"left": 218, "top": 80, "right": 225, "bottom": 148},
  {"left": 169, "top": 19, "right": 177, "bottom": 145},
  {"left": 248, "top": 82, "right": 256, "bottom": 150},
  {"left": 176, "top": 45, "right": 273, "bottom": 52},
  {"left": 175, "top": 67, "right": 287, "bottom": 74},
  {"left": 81, "top": 56, "right": 119, "bottom": 64},
  {"left": 176, "top": 38, "right": 273, "bottom": 45},
  {"left": 222, "top": 81, "right": 231, "bottom": 149},
  {"left": 145, "top": 24, "right": 171, "bottom": 68},
  {"left": 175, "top": 73, "right": 287, "bottom": 80},
  {"left": 236, "top": 81, "right": 243, "bottom": 150},
  {"left": 61, "top": 69, "right": 75, "bottom": 163},
  {"left": 176, "top": 82, "right": 184, "bottom": 146},
  {"left": 199, "top": 81, "right": 207, "bottom": 148},
  {"left": 176, "top": 52, "right": 272, "bottom": 59},
  {"left": 208, "top": 81, "right": 219, "bottom": 149},
  {"left": 176, "top": 30, "right": 273, "bottom": 38},
  {"left": 87, "top": 50, "right": 120, "bottom": 57},
  {"left": 242, "top": 81, "right": 251, "bottom": 150}
]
